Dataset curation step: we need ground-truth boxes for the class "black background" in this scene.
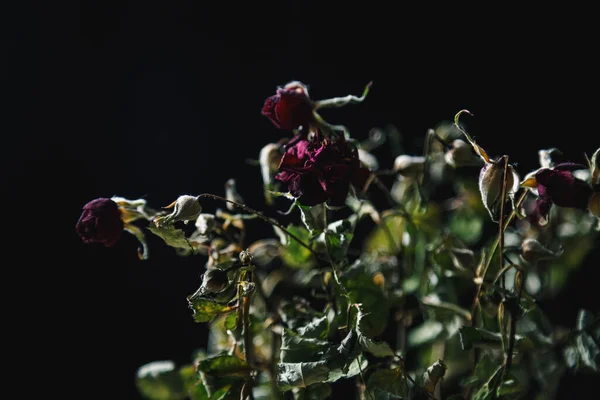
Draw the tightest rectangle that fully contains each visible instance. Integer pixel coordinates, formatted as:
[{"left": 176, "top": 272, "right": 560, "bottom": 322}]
[{"left": 7, "top": 2, "right": 599, "bottom": 399}]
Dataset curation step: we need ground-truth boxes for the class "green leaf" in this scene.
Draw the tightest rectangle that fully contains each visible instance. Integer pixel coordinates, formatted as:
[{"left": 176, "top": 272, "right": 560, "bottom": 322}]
[
  {"left": 462, "top": 354, "right": 496, "bottom": 388},
  {"left": 299, "top": 203, "right": 326, "bottom": 235},
  {"left": 179, "top": 364, "right": 210, "bottom": 400},
  {"left": 325, "top": 356, "right": 367, "bottom": 383},
  {"left": 280, "top": 329, "right": 336, "bottom": 363},
  {"left": 342, "top": 263, "right": 390, "bottom": 337},
  {"left": 364, "top": 212, "right": 405, "bottom": 255},
  {"left": 224, "top": 312, "right": 237, "bottom": 331},
  {"left": 187, "top": 292, "right": 236, "bottom": 323},
  {"left": 322, "top": 221, "right": 354, "bottom": 264},
  {"left": 459, "top": 326, "right": 532, "bottom": 352},
  {"left": 135, "top": 360, "right": 187, "bottom": 400},
  {"left": 280, "top": 224, "right": 315, "bottom": 269},
  {"left": 277, "top": 361, "right": 330, "bottom": 392},
  {"left": 354, "top": 305, "right": 395, "bottom": 358},
  {"left": 197, "top": 354, "right": 251, "bottom": 376},
  {"left": 449, "top": 208, "right": 483, "bottom": 245},
  {"left": 472, "top": 366, "right": 502, "bottom": 400},
  {"left": 148, "top": 223, "right": 196, "bottom": 252},
  {"left": 196, "top": 354, "right": 250, "bottom": 398},
  {"left": 367, "top": 368, "right": 408, "bottom": 399},
  {"left": 296, "top": 315, "right": 330, "bottom": 340},
  {"left": 407, "top": 320, "right": 445, "bottom": 347}
]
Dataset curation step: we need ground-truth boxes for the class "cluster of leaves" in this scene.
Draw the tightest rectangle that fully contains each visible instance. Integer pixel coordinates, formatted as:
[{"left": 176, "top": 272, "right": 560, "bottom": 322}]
[{"left": 77, "top": 82, "right": 600, "bottom": 399}]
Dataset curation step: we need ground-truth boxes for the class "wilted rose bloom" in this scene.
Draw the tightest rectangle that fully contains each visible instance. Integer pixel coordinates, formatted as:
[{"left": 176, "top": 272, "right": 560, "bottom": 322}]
[
  {"left": 76, "top": 198, "right": 124, "bottom": 247},
  {"left": 261, "top": 81, "right": 315, "bottom": 130},
  {"left": 521, "top": 163, "right": 593, "bottom": 222},
  {"left": 275, "top": 132, "right": 369, "bottom": 207}
]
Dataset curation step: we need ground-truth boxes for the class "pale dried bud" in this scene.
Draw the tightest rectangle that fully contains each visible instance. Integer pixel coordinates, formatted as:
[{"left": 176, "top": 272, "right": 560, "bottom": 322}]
[
  {"left": 154, "top": 195, "right": 202, "bottom": 227},
  {"left": 201, "top": 267, "right": 229, "bottom": 294},
  {"left": 520, "top": 238, "right": 563, "bottom": 264},
  {"left": 479, "top": 157, "right": 519, "bottom": 222},
  {"left": 259, "top": 143, "right": 283, "bottom": 187},
  {"left": 225, "top": 178, "right": 244, "bottom": 211},
  {"left": 444, "top": 139, "right": 479, "bottom": 167},
  {"left": 538, "top": 148, "right": 564, "bottom": 169},
  {"left": 239, "top": 249, "right": 252, "bottom": 266},
  {"left": 358, "top": 148, "right": 379, "bottom": 171},
  {"left": 588, "top": 192, "right": 600, "bottom": 218},
  {"left": 195, "top": 213, "right": 217, "bottom": 236},
  {"left": 393, "top": 155, "right": 425, "bottom": 177}
]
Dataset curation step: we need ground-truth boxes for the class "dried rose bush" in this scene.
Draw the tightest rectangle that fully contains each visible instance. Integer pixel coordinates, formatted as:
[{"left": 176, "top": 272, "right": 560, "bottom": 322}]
[{"left": 77, "top": 82, "right": 600, "bottom": 400}]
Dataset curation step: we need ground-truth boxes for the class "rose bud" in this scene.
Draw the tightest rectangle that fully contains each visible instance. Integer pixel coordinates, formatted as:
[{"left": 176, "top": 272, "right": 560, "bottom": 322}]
[
  {"left": 261, "top": 81, "right": 315, "bottom": 130},
  {"left": 520, "top": 163, "right": 593, "bottom": 223},
  {"left": 201, "top": 267, "right": 230, "bottom": 294},
  {"left": 76, "top": 197, "right": 124, "bottom": 247},
  {"left": 520, "top": 238, "right": 563, "bottom": 264},
  {"left": 478, "top": 157, "right": 520, "bottom": 222},
  {"left": 444, "top": 139, "right": 480, "bottom": 168},
  {"left": 154, "top": 195, "right": 202, "bottom": 227},
  {"left": 195, "top": 213, "right": 218, "bottom": 236}
]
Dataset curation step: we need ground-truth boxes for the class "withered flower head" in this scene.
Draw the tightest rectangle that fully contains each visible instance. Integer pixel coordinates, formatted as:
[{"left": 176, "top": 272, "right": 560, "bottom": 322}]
[
  {"left": 201, "top": 267, "right": 230, "bottom": 294},
  {"left": 520, "top": 238, "right": 563, "bottom": 264},
  {"left": 478, "top": 156, "right": 520, "bottom": 222},
  {"left": 155, "top": 195, "right": 202, "bottom": 227},
  {"left": 538, "top": 148, "right": 564, "bottom": 169},
  {"left": 444, "top": 139, "right": 480, "bottom": 168},
  {"left": 521, "top": 163, "right": 593, "bottom": 223},
  {"left": 76, "top": 198, "right": 124, "bottom": 247},
  {"left": 275, "top": 131, "right": 368, "bottom": 207},
  {"left": 261, "top": 81, "right": 315, "bottom": 130}
]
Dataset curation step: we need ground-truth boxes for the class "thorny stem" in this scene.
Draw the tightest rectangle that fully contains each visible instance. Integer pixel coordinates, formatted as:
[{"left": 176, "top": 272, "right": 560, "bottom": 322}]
[
  {"left": 500, "top": 270, "right": 524, "bottom": 390},
  {"left": 237, "top": 267, "right": 255, "bottom": 400},
  {"left": 470, "top": 189, "right": 529, "bottom": 326},
  {"left": 499, "top": 155, "right": 509, "bottom": 290},
  {"left": 197, "top": 193, "right": 320, "bottom": 261}
]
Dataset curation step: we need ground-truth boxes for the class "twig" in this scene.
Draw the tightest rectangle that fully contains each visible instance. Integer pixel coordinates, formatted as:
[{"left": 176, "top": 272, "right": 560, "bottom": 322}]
[
  {"left": 197, "top": 193, "right": 319, "bottom": 260},
  {"left": 313, "top": 81, "right": 373, "bottom": 109},
  {"left": 498, "top": 156, "right": 509, "bottom": 290},
  {"left": 470, "top": 189, "right": 529, "bottom": 325},
  {"left": 500, "top": 269, "right": 525, "bottom": 390}
]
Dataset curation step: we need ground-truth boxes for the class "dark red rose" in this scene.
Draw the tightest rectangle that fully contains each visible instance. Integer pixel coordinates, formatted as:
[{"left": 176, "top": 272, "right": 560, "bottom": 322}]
[
  {"left": 76, "top": 198, "right": 124, "bottom": 247},
  {"left": 275, "top": 132, "right": 368, "bottom": 207},
  {"left": 523, "top": 163, "right": 593, "bottom": 222},
  {"left": 261, "top": 82, "right": 315, "bottom": 130}
]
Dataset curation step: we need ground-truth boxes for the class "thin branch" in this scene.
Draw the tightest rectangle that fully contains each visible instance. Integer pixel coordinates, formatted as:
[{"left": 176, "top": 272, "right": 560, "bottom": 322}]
[
  {"left": 197, "top": 193, "right": 319, "bottom": 260},
  {"left": 499, "top": 155, "right": 509, "bottom": 290},
  {"left": 470, "top": 189, "right": 529, "bottom": 325},
  {"left": 313, "top": 81, "right": 373, "bottom": 109}
]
